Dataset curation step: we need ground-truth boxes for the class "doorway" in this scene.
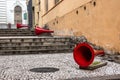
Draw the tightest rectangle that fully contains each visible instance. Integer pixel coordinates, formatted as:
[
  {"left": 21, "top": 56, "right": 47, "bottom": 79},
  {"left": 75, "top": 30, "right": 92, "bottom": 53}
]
[{"left": 14, "top": 6, "right": 22, "bottom": 24}]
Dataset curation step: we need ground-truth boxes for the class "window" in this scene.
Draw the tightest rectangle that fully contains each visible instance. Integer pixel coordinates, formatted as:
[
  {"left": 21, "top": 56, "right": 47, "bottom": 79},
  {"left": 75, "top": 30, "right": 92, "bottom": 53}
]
[{"left": 55, "top": 0, "right": 59, "bottom": 4}]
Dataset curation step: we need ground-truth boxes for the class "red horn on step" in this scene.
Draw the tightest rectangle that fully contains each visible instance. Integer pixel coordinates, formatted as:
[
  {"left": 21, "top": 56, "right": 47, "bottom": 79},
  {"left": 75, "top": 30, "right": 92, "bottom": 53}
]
[
  {"left": 35, "top": 26, "right": 54, "bottom": 35},
  {"left": 17, "top": 23, "right": 29, "bottom": 29},
  {"left": 73, "top": 43, "right": 104, "bottom": 68}
]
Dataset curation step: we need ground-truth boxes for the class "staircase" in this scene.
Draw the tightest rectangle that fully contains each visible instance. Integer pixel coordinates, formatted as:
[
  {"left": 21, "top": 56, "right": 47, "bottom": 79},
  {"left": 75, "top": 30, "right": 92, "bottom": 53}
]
[{"left": 0, "top": 29, "right": 74, "bottom": 55}]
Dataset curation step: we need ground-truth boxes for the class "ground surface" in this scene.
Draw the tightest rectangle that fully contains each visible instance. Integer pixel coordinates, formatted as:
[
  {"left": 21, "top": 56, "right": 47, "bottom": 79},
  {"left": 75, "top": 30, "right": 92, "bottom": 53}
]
[{"left": 0, "top": 53, "right": 120, "bottom": 80}]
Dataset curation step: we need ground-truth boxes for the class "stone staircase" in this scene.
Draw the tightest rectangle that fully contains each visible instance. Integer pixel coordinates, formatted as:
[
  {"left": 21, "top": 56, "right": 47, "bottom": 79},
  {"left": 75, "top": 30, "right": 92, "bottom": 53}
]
[{"left": 0, "top": 29, "right": 74, "bottom": 55}]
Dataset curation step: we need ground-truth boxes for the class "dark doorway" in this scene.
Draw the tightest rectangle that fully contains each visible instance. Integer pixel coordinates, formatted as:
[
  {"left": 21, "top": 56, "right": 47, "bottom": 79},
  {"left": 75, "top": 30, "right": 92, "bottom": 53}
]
[{"left": 14, "top": 6, "right": 22, "bottom": 24}]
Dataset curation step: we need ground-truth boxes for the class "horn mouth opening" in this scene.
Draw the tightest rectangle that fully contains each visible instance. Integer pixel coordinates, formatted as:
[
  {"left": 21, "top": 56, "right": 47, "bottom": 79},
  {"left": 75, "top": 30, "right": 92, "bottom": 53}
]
[{"left": 73, "top": 43, "right": 94, "bottom": 67}]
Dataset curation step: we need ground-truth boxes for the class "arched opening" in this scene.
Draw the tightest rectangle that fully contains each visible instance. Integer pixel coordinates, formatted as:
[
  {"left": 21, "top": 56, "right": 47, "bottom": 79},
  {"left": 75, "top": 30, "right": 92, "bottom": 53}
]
[{"left": 14, "top": 6, "right": 22, "bottom": 24}]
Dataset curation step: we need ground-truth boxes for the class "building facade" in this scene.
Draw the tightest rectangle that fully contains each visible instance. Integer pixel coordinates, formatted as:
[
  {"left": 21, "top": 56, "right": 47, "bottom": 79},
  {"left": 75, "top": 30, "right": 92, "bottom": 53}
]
[
  {"left": 0, "top": 0, "right": 28, "bottom": 28},
  {"left": 32, "top": 0, "right": 120, "bottom": 53}
]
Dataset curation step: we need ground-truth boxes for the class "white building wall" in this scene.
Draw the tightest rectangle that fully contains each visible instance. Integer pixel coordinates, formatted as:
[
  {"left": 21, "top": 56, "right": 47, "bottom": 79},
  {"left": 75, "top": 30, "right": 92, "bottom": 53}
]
[
  {"left": 6, "top": 0, "right": 28, "bottom": 24},
  {"left": 0, "top": 0, "right": 7, "bottom": 24},
  {"left": 0, "top": 0, "right": 28, "bottom": 28}
]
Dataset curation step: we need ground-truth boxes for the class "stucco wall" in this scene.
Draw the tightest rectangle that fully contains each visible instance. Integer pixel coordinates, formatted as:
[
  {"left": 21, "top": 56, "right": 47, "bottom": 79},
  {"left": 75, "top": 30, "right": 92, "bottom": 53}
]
[
  {"left": 42, "top": 0, "right": 91, "bottom": 24},
  {"left": 45, "top": 0, "right": 120, "bottom": 52}
]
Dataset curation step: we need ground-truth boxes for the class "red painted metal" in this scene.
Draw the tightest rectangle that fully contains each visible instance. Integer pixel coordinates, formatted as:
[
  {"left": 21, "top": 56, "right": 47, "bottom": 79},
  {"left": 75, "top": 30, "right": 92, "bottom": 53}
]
[
  {"left": 17, "top": 23, "right": 29, "bottom": 29},
  {"left": 73, "top": 43, "right": 104, "bottom": 68},
  {"left": 35, "top": 26, "right": 54, "bottom": 35}
]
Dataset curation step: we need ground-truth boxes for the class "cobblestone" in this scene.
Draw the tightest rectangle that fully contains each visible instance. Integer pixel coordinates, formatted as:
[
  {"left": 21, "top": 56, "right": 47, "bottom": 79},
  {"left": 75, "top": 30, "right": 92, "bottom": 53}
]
[{"left": 0, "top": 53, "right": 119, "bottom": 80}]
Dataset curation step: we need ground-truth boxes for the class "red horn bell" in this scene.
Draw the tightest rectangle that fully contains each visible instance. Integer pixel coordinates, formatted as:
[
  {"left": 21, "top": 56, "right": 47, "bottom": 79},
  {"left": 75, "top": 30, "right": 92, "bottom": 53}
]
[
  {"left": 73, "top": 43, "right": 104, "bottom": 68},
  {"left": 17, "top": 23, "right": 29, "bottom": 29},
  {"left": 35, "top": 26, "right": 54, "bottom": 35}
]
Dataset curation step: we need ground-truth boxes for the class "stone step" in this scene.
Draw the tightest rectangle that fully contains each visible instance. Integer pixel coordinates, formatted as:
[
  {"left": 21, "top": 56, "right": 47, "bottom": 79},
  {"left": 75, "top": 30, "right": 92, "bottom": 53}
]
[
  {"left": 0, "top": 34, "right": 52, "bottom": 36},
  {"left": 0, "top": 34, "right": 35, "bottom": 36},
  {"left": 0, "top": 29, "right": 53, "bottom": 36},
  {"left": 0, "top": 44, "right": 74, "bottom": 50},
  {"left": 0, "top": 29, "right": 33, "bottom": 31},
  {"left": 0, "top": 32, "right": 34, "bottom": 33},
  {"left": 0, "top": 29, "right": 34, "bottom": 31},
  {"left": 0, "top": 37, "right": 71, "bottom": 42},
  {"left": 0, "top": 39, "right": 70, "bottom": 43},
  {"left": 0, "top": 31, "right": 34, "bottom": 33},
  {"left": 0, "top": 32, "right": 34, "bottom": 34},
  {"left": 0, "top": 29, "right": 35, "bottom": 36},
  {"left": 0, "top": 48, "right": 72, "bottom": 55},
  {"left": 0, "top": 41, "right": 70, "bottom": 45},
  {"left": 0, "top": 42, "right": 70, "bottom": 47}
]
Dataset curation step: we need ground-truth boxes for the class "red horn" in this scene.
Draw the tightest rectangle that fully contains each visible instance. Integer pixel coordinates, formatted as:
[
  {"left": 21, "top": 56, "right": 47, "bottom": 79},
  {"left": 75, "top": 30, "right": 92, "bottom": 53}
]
[
  {"left": 73, "top": 43, "right": 104, "bottom": 68},
  {"left": 17, "top": 23, "right": 29, "bottom": 29},
  {"left": 35, "top": 26, "right": 54, "bottom": 35}
]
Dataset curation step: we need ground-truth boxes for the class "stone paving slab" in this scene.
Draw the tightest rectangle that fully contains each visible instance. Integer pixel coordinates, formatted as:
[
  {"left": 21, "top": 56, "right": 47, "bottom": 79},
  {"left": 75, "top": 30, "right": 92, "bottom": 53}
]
[{"left": 0, "top": 53, "right": 119, "bottom": 80}]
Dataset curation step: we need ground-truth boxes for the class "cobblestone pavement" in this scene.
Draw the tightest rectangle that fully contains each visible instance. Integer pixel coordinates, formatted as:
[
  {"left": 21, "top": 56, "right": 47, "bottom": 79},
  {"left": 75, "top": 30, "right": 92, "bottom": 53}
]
[{"left": 0, "top": 53, "right": 120, "bottom": 80}]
